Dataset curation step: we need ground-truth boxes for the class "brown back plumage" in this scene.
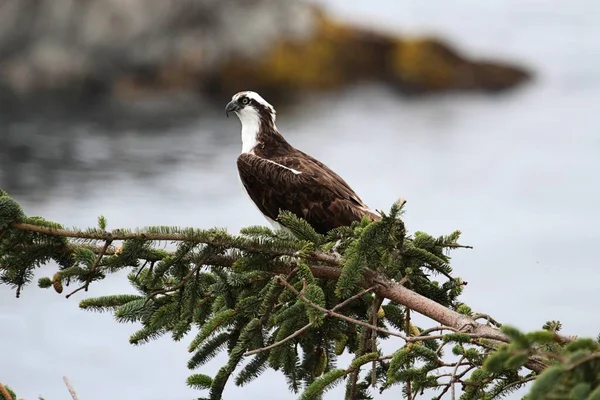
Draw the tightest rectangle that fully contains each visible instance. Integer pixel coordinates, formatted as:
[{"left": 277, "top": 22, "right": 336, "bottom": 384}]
[{"left": 231, "top": 91, "right": 380, "bottom": 234}]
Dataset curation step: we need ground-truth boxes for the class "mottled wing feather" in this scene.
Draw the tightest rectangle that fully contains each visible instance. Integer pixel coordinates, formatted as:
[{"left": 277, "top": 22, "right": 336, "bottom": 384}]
[{"left": 237, "top": 152, "right": 379, "bottom": 234}]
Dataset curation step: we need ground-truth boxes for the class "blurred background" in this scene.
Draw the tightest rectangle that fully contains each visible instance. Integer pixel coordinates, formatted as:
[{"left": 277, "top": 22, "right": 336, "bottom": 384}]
[{"left": 0, "top": 0, "right": 599, "bottom": 399}]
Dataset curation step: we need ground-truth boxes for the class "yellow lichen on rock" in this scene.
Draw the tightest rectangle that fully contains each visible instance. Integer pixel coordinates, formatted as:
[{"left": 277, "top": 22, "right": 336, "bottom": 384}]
[
  {"left": 208, "top": 7, "right": 530, "bottom": 100},
  {"left": 265, "top": 13, "right": 350, "bottom": 90},
  {"left": 210, "top": 11, "right": 354, "bottom": 98},
  {"left": 390, "top": 37, "right": 531, "bottom": 93},
  {"left": 393, "top": 38, "right": 456, "bottom": 91}
]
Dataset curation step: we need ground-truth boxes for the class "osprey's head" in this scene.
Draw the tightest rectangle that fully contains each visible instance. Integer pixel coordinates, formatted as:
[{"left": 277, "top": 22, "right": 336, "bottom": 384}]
[
  {"left": 225, "top": 91, "right": 276, "bottom": 126},
  {"left": 227, "top": 91, "right": 284, "bottom": 154}
]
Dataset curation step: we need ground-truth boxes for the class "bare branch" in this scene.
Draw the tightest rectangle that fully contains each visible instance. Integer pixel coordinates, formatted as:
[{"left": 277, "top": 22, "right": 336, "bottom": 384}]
[
  {"left": 371, "top": 295, "right": 383, "bottom": 387},
  {"left": 444, "top": 243, "right": 473, "bottom": 249},
  {"left": 433, "top": 363, "right": 476, "bottom": 400},
  {"left": 451, "top": 355, "right": 465, "bottom": 400},
  {"left": 63, "top": 376, "right": 79, "bottom": 400},
  {"left": 472, "top": 313, "right": 502, "bottom": 327},
  {"left": 0, "top": 382, "right": 14, "bottom": 400},
  {"left": 405, "top": 308, "right": 413, "bottom": 400},
  {"left": 331, "top": 286, "right": 376, "bottom": 312}
]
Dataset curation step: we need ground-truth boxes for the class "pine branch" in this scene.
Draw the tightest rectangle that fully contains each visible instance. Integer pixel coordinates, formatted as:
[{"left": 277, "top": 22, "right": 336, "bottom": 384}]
[
  {"left": 4, "top": 221, "right": 540, "bottom": 349},
  {"left": 245, "top": 285, "right": 377, "bottom": 357},
  {"left": 4, "top": 220, "right": 561, "bottom": 375},
  {"left": 301, "top": 352, "right": 394, "bottom": 400},
  {"left": 65, "top": 239, "right": 112, "bottom": 298},
  {"left": 5, "top": 222, "right": 508, "bottom": 344},
  {"left": 2, "top": 193, "right": 598, "bottom": 399},
  {"left": 10, "top": 223, "right": 339, "bottom": 265},
  {"left": 276, "top": 276, "right": 407, "bottom": 340}
]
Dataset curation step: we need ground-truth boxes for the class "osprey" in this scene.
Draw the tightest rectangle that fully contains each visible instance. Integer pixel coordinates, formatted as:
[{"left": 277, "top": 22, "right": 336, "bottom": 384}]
[{"left": 226, "top": 91, "right": 380, "bottom": 234}]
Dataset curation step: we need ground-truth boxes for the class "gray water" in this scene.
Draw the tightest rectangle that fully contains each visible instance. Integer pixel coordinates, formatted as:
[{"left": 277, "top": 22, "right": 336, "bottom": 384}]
[{"left": 1, "top": 1, "right": 600, "bottom": 399}]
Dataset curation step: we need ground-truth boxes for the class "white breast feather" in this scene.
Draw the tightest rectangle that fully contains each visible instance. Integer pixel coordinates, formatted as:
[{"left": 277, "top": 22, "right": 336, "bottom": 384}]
[{"left": 237, "top": 108, "right": 261, "bottom": 154}]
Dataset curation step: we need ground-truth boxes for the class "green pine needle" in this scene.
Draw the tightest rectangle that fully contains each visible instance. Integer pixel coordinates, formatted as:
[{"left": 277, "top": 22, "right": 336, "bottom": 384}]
[
  {"left": 188, "top": 309, "right": 237, "bottom": 352},
  {"left": 79, "top": 294, "right": 145, "bottom": 312},
  {"left": 187, "top": 373, "right": 213, "bottom": 390},
  {"left": 299, "top": 369, "right": 347, "bottom": 400}
]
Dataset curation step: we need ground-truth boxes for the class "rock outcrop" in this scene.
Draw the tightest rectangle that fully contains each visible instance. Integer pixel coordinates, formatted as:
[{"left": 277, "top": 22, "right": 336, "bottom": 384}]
[{"left": 0, "top": 0, "right": 531, "bottom": 101}]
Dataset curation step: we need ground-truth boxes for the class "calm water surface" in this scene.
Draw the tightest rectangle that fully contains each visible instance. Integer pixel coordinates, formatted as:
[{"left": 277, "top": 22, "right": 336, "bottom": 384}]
[{"left": 1, "top": 1, "right": 599, "bottom": 399}]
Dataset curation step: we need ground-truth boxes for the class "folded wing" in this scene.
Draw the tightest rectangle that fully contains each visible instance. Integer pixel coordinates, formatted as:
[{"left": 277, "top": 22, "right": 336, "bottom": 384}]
[{"left": 237, "top": 152, "right": 380, "bottom": 234}]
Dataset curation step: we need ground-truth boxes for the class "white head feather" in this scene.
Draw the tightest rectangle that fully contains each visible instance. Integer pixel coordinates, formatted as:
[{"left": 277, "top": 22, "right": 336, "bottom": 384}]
[{"left": 230, "top": 91, "right": 276, "bottom": 154}]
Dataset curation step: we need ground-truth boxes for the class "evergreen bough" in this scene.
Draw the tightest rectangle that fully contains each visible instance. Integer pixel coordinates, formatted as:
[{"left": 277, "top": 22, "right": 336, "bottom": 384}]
[{"left": 0, "top": 189, "right": 598, "bottom": 399}]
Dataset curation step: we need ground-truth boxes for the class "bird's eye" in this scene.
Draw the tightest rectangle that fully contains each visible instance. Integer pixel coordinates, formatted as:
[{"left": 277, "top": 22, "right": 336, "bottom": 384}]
[{"left": 240, "top": 97, "right": 249, "bottom": 105}]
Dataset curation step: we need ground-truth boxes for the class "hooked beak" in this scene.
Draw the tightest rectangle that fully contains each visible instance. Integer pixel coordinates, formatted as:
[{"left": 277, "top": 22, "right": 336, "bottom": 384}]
[{"left": 225, "top": 100, "right": 241, "bottom": 118}]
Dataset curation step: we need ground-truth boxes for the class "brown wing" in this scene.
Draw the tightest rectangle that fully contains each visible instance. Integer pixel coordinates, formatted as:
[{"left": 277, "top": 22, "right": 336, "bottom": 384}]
[{"left": 237, "top": 152, "right": 380, "bottom": 234}]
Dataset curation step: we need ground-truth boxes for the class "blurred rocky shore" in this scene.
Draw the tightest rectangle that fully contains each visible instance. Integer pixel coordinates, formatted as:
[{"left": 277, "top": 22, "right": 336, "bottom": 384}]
[{"left": 0, "top": 0, "right": 532, "bottom": 106}]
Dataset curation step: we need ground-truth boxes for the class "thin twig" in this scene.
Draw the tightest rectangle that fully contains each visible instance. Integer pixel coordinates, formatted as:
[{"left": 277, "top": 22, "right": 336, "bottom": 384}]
[
  {"left": 245, "top": 269, "right": 303, "bottom": 356},
  {"left": 405, "top": 307, "right": 413, "bottom": 400},
  {"left": 65, "top": 239, "right": 112, "bottom": 299},
  {"left": 134, "top": 260, "right": 149, "bottom": 280},
  {"left": 433, "top": 364, "right": 476, "bottom": 400},
  {"left": 371, "top": 295, "right": 383, "bottom": 387},
  {"left": 244, "top": 322, "right": 314, "bottom": 356},
  {"left": 472, "top": 313, "right": 502, "bottom": 327},
  {"left": 338, "top": 287, "right": 377, "bottom": 400},
  {"left": 245, "top": 286, "right": 378, "bottom": 357},
  {"left": 501, "top": 375, "right": 536, "bottom": 392},
  {"left": 86, "top": 239, "right": 112, "bottom": 286},
  {"left": 276, "top": 276, "right": 407, "bottom": 340},
  {"left": 566, "top": 352, "right": 600, "bottom": 371},
  {"left": 418, "top": 325, "right": 461, "bottom": 337},
  {"left": 64, "top": 284, "right": 88, "bottom": 299},
  {"left": 332, "top": 286, "right": 376, "bottom": 312},
  {"left": 451, "top": 355, "right": 465, "bottom": 400},
  {"left": 144, "top": 246, "right": 200, "bottom": 304},
  {"left": 63, "top": 376, "right": 79, "bottom": 400},
  {"left": 443, "top": 243, "right": 474, "bottom": 249}
]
